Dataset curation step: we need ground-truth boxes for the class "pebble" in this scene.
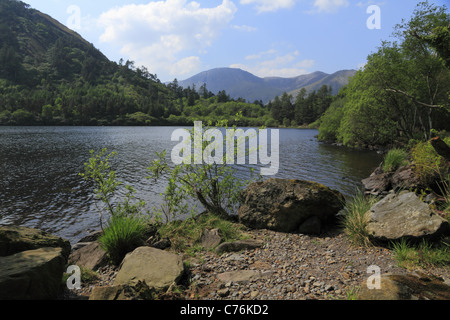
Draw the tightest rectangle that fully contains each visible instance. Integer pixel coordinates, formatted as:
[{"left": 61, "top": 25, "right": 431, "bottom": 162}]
[
  {"left": 184, "top": 228, "right": 450, "bottom": 301},
  {"left": 61, "top": 228, "right": 450, "bottom": 301}
]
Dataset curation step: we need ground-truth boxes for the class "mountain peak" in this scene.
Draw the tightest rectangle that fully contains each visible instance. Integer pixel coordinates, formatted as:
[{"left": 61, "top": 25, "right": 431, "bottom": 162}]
[{"left": 179, "top": 68, "right": 356, "bottom": 103}]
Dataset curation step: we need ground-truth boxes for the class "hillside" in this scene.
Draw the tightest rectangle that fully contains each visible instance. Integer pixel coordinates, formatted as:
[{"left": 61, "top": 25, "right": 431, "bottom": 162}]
[
  {"left": 179, "top": 68, "right": 356, "bottom": 104},
  {"left": 0, "top": 0, "right": 176, "bottom": 126},
  {"left": 0, "top": 0, "right": 342, "bottom": 129}
]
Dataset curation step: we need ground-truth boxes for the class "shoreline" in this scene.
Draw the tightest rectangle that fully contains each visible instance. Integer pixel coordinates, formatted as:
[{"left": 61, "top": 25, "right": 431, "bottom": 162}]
[{"left": 60, "top": 224, "right": 450, "bottom": 301}]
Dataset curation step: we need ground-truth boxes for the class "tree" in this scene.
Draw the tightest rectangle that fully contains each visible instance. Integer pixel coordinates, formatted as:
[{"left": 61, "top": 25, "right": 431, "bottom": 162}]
[{"left": 319, "top": 1, "right": 450, "bottom": 146}]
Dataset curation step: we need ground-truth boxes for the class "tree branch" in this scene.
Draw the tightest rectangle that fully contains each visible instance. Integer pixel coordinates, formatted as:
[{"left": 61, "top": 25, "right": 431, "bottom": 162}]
[{"left": 385, "top": 88, "right": 442, "bottom": 109}]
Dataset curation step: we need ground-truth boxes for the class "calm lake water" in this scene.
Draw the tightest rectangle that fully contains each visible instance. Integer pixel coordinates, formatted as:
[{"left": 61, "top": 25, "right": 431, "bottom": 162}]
[{"left": 0, "top": 126, "right": 382, "bottom": 244}]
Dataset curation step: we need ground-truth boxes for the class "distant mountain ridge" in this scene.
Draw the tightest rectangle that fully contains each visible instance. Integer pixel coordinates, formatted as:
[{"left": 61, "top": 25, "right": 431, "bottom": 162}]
[{"left": 179, "top": 68, "right": 356, "bottom": 104}]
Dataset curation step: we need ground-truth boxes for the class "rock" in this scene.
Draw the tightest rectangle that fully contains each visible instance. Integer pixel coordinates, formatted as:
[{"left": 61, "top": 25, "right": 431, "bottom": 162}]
[
  {"left": 151, "top": 238, "right": 172, "bottom": 250},
  {"left": 217, "top": 288, "right": 230, "bottom": 297},
  {"left": 0, "top": 247, "right": 66, "bottom": 300},
  {"left": 114, "top": 246, "right": 184, "bottom": 291},
  {"left": 71, "top": 242, "right": 91, "bottom": 251},
  {"left": 298, "top": 216, "right": 322, "bottom": 235},
  {"left": 0, "top": 226, "right": 71, "bottom": 259},
  {"left": 238, "top": 178, "right": 345, "bottom": 233},
  {"left": 391, "top": 166, "right": 420, "bottom": 190},
  {"left": 358, "top": 273, "right": 450, "bottom": 300},
  {"left": 200, "top": 228, "right": 223, "bottom": 249},
  {"left": 366, "top": 192, "right": 450, "bottom": 243},
  {"left": 89, "top": 281, "right": 156, "bottom": 300},
  {"left": 217, "top": 270, "right": 271, "bottom": 284},
  {"left": 362, "top": 171, "right": 392, "bottom": 196},
  {"left": 78, "top": 230, "right": 103, "bottom": 243},
  {"left": 215, "top": 239, "right": 263, "bottom": 255},
  {"left": 362, "top": 165, "right": 420, "bottom": 196},
  {"left": 68, "top": 241, "right": 108, "bottom": 271}
]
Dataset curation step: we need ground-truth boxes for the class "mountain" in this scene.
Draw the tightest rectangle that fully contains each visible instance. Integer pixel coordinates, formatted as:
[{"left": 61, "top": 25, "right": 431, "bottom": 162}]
[
  {"left": 0, "top": 0, "right": 173, "bottom": 126},
  {"left": 0, "top": 0, "right": 113, "bottom": 85},
  {"left": 179, "top": 68, "right": 356, "bottom": 104}
]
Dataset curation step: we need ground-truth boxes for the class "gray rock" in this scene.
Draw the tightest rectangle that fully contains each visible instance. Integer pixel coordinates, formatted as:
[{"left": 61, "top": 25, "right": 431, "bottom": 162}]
[
  {"left": 217, "top": 270, "right": 272, "bottom": 284},
  {"left": 200, "top": 228, "right": 223, "bottom": 249},
  {"left": 366, "top": 192, "right": 450, "bottom": 243},
  {"left": 114, "top": 246, "right": 184, "bottom": 291},
  {"left": 238, "top": 178, "right": 345, "bottom": 233},
  {"left": 0, "top": 226, "right": 71, "bottom": 259},
  {"left": 151, "top": 238, "right": 171, "bottom": 250},
  {"left": 68, "top": 241, "right": 108, "bottom": 271},
  {"left": 0, "top": 247, "right": 66, "bottom": 300},
  {"left": 215, "top": 239, "right": 263, "bottom": 255}
]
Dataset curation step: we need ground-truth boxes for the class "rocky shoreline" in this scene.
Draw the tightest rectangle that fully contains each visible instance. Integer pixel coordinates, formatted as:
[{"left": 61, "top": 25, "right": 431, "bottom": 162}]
[
  {"left": 58, "top": 225, "right": 450, "bottom": 301},
  {"left": 1, "top": 176, "right": 450, "bottom": 300}
]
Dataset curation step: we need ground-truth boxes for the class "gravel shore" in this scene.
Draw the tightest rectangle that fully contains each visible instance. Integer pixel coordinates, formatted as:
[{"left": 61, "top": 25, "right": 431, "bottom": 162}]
[{"left": 62, "top": 227, "right": 450, "bottom": 300}]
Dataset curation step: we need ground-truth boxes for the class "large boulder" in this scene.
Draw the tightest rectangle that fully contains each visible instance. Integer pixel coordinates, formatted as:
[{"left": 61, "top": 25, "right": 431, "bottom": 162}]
[
  {"left": 68, "top": 241, "right": 108, "bottom": 271},
  {"left": 366, "top": 192, "right": 450, "bottom": 243},
  {"left": 238, "top": 178, "right": 345, "bottom": 233},
  {"left": 358, "top": 273, "right": 450, "bottom": 300},
  {"left": 0, "top": 247, "right": 67, "bottom": 300},
  {"left": 114, "top": 246, "right": 184, "bottom": 291},
  {"left": 0, "top": 226, "right": 71, "bottom": 259}
]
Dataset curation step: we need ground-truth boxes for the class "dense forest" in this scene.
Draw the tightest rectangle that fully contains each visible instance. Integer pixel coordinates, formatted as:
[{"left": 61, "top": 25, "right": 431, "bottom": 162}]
[{"left": 0, "top": 0, "right": 272, "bottom": 127}]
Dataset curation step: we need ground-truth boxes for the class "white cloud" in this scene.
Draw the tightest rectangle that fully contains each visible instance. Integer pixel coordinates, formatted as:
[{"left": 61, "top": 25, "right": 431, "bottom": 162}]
[
  {"left": 97, "top": 0, "right": 237, "bottom": 80},
  {"left": 313, "top": 0, "right": 349, "bottom": 13},
  {"left": 240, "top": 0, "right": 296, "bottom": 13},
  {"left": 231, "top": 50, "right": 315, "bottom": 78},
  {"left": 232, "top": 24, "right": 258, "bottom": 32}
]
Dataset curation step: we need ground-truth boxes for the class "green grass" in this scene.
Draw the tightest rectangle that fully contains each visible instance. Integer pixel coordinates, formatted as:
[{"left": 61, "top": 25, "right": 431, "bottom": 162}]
[
  {"left": 340, "top": 190, "right": 378, "bottom": 247},
  {"left": 98, "top": 214, "right": 149, "bottom": 265},
  {"left": 158, "top": 212, "right": 248, "bottom": 255},
  {"left": 382, "top": 148, "right": 409, "bottom": 172},
  {"left": 392, "top": 239, "right": 450, "bottom": 269}
]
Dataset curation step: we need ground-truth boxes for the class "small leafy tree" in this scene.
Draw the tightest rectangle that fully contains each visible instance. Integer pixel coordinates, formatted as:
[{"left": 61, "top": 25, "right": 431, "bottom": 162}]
[
  {"left": 79, "top": 148, "right": 145, "bottom": 229},
  {"left": 147, "top": 116, "right": 262, "bottom": 222},
  {"left": 80, "top": 148, "right": 148, "bottom": 264}
]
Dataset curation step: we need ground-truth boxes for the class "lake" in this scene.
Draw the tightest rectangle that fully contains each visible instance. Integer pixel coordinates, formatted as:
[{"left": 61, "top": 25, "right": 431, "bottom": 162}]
[{"left": 0, "top": 126, "right": 382, "bottom": 244}]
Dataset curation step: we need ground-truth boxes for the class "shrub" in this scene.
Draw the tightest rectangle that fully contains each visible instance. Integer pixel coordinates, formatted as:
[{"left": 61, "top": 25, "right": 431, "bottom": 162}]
[
  {"left": 98, "top": 214, "right": 148, "bottom": 265},
  {"left": 340, "top": 189, "right": 378, "bottom": 246},
  {"left": 411, "top": 138, "right": 450, "bottom": 185},
  {"left": 382, "top": 148, "right": 408, "bottom": 172}
]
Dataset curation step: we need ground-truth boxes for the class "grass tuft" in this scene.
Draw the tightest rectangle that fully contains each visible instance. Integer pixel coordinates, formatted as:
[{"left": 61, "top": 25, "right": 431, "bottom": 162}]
[
  {"left": 340, "top": 189, "right": 378, "bottom": 247},
  {"left": 98, "top": 214, "right": 149, "bottom": 265},
  {"left": 382, "top": 148, "right": 408, "bottom": 172}
]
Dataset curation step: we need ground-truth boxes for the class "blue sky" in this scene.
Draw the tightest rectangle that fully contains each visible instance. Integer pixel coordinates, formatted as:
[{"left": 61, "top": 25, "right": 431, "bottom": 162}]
[{"left": 23, "top": 0, "right": 449, "bottom": 82}]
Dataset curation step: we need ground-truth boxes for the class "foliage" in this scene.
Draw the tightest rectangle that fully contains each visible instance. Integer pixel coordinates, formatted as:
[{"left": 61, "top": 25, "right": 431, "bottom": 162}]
[
  {"left": 340, "top": 189, "right": 378, "bottom": 247},
  {"left": 0, "top": 1, "right": 273, "bottom": 127},
  {"left": 158, "top": 212, "right": 248, "bottom": 254},
  {"left": 382, "top": 149, "right": 409, "bottom": 172},
  {"left": 392, "top": 238, "right": 450, "bottom": 269},
  {"left": 410, "top": 137, "right": 450, "bottom": 184},
  {"left": 147, "top": 117, "right": 261, "bottom": 221},
  {"left": 269, "top": 85, "right": 334, "bottom": 127},
  {"left": 317, "top": 94, "right": 346, "bottom": 142},
  {"left": 318, "top": 1, "right": 450, "bottom": 147},
  {"left": 80, "top": 148, "right": 149, "bottom": 264},
  {"left": 98, "top": 213, "right": 149, "bottom": 265}
]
